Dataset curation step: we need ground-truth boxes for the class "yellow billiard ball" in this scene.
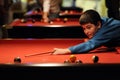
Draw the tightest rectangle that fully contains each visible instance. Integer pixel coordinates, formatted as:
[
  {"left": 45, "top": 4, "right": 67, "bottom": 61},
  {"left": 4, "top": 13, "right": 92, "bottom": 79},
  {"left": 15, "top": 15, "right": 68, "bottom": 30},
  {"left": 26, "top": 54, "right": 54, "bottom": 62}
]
[{"left": 69, "top": 55, "right": 76, "bottom": 63}]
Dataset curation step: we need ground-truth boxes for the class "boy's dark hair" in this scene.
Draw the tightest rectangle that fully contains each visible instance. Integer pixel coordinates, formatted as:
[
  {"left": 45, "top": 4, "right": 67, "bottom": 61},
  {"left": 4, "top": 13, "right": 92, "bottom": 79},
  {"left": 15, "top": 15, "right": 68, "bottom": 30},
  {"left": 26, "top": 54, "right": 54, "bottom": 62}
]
[{"left": 79, "top": 10, "right": 102, "bottom": 26}]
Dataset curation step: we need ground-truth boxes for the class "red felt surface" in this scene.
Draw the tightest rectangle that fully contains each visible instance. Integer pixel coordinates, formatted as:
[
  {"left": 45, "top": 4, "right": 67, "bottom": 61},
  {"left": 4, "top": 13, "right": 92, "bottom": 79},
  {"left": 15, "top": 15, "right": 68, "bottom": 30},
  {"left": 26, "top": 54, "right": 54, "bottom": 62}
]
[{"left": 0, "top": 39, "right": 120, "bottom": 64}]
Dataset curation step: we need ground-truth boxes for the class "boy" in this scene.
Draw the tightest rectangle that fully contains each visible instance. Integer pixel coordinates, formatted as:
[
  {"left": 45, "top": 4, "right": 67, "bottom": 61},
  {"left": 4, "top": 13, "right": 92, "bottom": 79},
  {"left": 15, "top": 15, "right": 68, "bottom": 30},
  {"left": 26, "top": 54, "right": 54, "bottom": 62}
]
[{"left": 52, "top": 9, "right": 120, "bottom": 54}]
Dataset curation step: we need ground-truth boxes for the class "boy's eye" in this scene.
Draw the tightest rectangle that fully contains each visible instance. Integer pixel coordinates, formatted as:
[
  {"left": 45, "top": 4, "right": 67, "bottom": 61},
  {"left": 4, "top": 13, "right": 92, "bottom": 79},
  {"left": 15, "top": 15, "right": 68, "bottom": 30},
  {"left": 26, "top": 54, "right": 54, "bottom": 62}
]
[
  {"left": 86, "top": 26, "right": 92, "bottom": 29},
  {"left": 82, "top": 26, "right": 91, "bottom": 30}
]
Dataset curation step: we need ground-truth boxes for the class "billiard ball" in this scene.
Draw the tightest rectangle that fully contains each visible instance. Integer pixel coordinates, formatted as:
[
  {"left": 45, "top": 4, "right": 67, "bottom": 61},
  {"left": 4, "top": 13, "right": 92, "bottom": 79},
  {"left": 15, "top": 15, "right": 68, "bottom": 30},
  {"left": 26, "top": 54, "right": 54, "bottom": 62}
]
[
  {"left": 92, "top": 55, "right": 99, "bottom": 63},
  {"left": 64, "top": 59, "right": 70, "bottom": 63},
  {"left": 69, "top": 55, "right": 76, "bottom": 63},
  {"left": 21, "top": 19, "right": 27, "bottom": 23},
  {"left": 64, "top": 10, "right": 69, "bottom": 14},
  {"left": 32, "top": 19, "right": 36, "bottom": 23},
  {"left": 63, "top": 18, "right": 68, "bottom": 23},
  {"left": 70, "top": 10, "right": 73, "bottom": 14},
  {"left": 14, "top": 57, "right": 21, "bottom": 63},
  {"left": 75, "top": 60, "right": 82, "bottom": 64},
  {"left": 34, "top": 10, "right": 38, "bottom": 14},
  {"left": 48, "top": 20, "right": 53, "bottom": 24},
  {"left": 56, "top": 18, "right": 60, "bottom": 22}
]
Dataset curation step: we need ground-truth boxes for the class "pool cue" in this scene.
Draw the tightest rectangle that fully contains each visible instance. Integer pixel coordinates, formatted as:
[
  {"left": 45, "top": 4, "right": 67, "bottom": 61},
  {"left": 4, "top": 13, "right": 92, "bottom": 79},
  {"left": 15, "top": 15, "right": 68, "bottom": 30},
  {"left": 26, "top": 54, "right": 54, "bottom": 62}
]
[{"left": 25, "top": 51, "right": 54, "bottom": 57}]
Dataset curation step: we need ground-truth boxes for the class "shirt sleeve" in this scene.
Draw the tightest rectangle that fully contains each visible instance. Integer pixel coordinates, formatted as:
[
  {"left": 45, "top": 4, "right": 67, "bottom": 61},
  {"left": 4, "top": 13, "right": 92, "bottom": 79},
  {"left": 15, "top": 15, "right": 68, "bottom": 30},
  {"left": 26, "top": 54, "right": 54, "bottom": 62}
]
[
  {"left": 69, "top": 34, "right": 112, "bottom": 54},
  {"left": 43, "top": 0, "right": 50, "bottom": 12},
  {"left": 69, "top": 39, "right": 100, "bottom": 54}
]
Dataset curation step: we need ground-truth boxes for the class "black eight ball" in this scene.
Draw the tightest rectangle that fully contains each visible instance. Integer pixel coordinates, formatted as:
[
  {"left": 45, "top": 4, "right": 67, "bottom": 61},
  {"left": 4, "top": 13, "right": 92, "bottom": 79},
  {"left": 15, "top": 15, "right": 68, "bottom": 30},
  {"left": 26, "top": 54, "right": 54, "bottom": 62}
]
[
  {"left": 14, "top": 57, "right": 21, "bottom": 63},
  {"left": 92, "top": 55, "right": 99, "bottom": 63}
]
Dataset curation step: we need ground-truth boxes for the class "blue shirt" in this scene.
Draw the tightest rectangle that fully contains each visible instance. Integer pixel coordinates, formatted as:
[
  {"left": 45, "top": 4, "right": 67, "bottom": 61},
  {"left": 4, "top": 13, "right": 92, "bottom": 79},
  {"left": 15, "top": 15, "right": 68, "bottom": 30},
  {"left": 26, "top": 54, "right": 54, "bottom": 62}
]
[{"left": 69, "top": 18, "right": 120, "bottom": 54}]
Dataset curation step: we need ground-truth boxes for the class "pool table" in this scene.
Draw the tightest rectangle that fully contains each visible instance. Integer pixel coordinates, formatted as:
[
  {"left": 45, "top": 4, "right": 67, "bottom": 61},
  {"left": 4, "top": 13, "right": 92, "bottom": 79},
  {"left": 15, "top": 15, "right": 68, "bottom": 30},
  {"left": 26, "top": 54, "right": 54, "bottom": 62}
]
[
  {"left": 1, "top": 38, "right": 120, "bottom": 64},
  {"left": 7, "top": 18, "right": 87, "bottom": 38},
  {"left": 0, "top": 38, "right": 120, "bottom": 80}
]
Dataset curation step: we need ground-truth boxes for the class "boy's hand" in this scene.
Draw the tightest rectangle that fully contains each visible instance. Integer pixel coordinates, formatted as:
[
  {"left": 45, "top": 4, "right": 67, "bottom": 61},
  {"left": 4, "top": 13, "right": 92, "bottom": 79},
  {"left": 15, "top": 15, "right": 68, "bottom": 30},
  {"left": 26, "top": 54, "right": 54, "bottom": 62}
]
[{"left": 52, "top": 48, "right": 71, "bottom": 55}]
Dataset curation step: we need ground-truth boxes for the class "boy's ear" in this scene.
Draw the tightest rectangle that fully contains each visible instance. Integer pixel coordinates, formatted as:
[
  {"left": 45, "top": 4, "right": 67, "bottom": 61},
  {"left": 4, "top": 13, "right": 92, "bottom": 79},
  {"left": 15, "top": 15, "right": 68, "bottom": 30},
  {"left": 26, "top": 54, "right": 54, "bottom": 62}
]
[{"left": 97, "top": 21, "right": 101, "bottom": 28}]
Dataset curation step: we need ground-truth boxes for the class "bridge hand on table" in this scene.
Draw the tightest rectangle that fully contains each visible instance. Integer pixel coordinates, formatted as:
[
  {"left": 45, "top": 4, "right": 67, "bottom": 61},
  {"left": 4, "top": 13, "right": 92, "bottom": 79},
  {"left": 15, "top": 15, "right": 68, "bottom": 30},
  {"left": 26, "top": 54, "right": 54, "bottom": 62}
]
[{"left": 51, "top": 48, "right": 71, "bottom": 55}]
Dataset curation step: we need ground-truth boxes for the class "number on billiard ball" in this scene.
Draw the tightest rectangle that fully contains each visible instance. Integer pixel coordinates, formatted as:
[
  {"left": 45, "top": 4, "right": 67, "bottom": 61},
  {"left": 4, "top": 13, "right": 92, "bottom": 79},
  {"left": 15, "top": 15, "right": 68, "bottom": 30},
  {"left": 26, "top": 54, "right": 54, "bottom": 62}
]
[
  {"left": 92, "top": 55, "right": 99, "bottom": 63},
  {"left": 14, "top": 57, "right": 21, "bottom": 63}
]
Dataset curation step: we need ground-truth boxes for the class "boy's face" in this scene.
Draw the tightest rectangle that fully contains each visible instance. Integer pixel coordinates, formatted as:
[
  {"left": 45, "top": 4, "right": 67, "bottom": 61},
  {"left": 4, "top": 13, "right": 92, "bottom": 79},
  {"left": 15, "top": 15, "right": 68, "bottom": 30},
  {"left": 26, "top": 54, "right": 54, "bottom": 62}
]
[{"left": 81, "top": 22, "right": 101, "bottom": 39}]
